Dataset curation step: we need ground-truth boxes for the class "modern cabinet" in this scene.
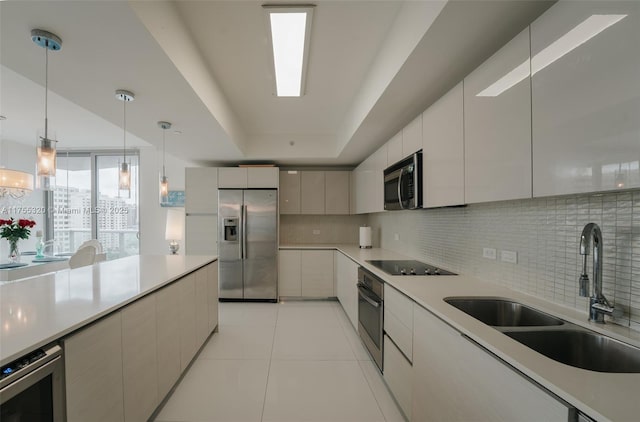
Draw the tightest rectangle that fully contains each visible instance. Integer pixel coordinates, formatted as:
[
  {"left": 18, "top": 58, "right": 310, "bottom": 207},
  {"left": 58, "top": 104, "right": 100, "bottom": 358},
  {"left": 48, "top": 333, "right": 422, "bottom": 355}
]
[
  {"left": 335, "top": 251, "right": 359, "bottom": 328},
  {"left": 185, "top": 214, "right": 217, "bottom": 255},
  {"left": 207, "top": 262, "right": 219, "bottom": 333},
  {"left": 185, "top": 167, "right": 218, "bottom": 214},
  {"left": 384, "top": 285, "right": 413, "bottom": 361},
  {"left": 279, "top": 171, "right": 301, "bottom": 214},
  {"left": 300, "top": 250, "right": 334, "bottom": 297},
  {"left": 464, "top": 27, "right": 532, "bottom": 204},
  {"left": 155, "top": 280, "right": 182, "bottom": 401},
  {"left": 195, "top": 267, "right": 210, "bottom": 346},
  {"left": 218, "top": 167, "right": 279, "bottom": 189},
  {"left": 300, "top": 171, "right": 326, "bottom": 214},
  {"left": 64, "top": 313, "right": 125, "bottom": 422},
  {"left": 386, "top": 131, "right": 403, "bottom": 166},
  {"left": 531, "top": 1, "right": 640, "bottom": 196},
  {"left": 278, "top": 249, "right": 302, "bottom": 297},
  {"left": 412, "top": 303, "right": 571, "bottom": 421},
  {"left": 325, "top": 171, "right": 350, "bottom": 215},
  {"left": 179, "top": 273, "right": 198, "bottom": 372},
  {"left": 422, "top": 82, "right": 465, "bottom": 208},
  {"left": 402, "top": 115, "right": 422, "bottom": 157},
  {"left": 383, "top": 335, "right": 413, "bottom": 421},
  {"left": 352, "top": 144, "right": 386, "bottom": 214},
  {"left": 121, "top": 295, "right": 158, "bottom": 422}
]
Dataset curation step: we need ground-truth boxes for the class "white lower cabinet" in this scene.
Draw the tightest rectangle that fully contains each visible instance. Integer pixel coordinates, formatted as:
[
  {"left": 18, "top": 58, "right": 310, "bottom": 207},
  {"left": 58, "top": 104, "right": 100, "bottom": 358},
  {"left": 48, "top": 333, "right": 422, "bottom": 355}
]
[
  {"left": 64, "top": 313, "right": 125, "bottom": 422},
  {"left": 278, "top": 250, "right": 302, "bottom": 296},
  {"left": 64, "top": 262, "right": 219, "bottom": 422},
  {"left": 301, "top": 250, "right": 334, "bottom": 297},
  {"left": 412, "top": 304, "right": 572, "bottom": 421},
  {"left": 335, "top": 251, "right": 359, "bottom": 328},
  {"left": 383, "top": 335, "right": 413, "bottom": 421}
]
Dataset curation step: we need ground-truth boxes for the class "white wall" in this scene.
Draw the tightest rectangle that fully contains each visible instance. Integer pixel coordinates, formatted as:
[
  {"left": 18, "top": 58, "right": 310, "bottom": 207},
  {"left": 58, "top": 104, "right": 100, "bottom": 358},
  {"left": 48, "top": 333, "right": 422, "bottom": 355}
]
[{"left": 139, "top": 145, "right": 196, "bottom": 255}]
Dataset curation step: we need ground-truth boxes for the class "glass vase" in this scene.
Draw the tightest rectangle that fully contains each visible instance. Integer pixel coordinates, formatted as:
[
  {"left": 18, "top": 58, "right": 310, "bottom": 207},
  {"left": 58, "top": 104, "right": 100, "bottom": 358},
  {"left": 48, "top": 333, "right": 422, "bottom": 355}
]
[{"left": 8, "top": 239, "right": 20, "bottom": 263}]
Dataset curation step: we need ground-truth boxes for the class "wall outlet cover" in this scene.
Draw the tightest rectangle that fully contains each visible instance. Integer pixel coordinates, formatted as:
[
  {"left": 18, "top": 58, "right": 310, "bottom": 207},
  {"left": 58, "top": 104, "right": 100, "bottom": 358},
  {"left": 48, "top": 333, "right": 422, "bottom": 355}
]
[
  {"left": 312, "top": 229, "right": 321, "bottom": 235},
  {"left": 501, "top": 250, "right": 518, "bottom": 264},
  {"left": 394, "top": 233, "right": 400, "bottom": 241},
  {"left": 483, "top": 247, "right": 497, "bottom": 260}
]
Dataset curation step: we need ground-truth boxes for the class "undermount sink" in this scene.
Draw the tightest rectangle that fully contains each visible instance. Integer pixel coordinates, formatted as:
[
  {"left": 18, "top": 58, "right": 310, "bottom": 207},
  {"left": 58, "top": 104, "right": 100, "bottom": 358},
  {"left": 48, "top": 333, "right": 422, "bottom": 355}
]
[
  {"left": 505, "top": 330, "right": 640, "bottom": 373},
  {"left": 444, "top": 298, "right": 564, "bottom": 327}
]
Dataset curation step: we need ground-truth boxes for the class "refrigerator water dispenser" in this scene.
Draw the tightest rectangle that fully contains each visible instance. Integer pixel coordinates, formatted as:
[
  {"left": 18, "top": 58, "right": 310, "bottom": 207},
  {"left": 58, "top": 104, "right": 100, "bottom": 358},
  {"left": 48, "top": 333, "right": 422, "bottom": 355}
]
[{"left": 223, "top": 218, "right": 239, "bottom": 241}]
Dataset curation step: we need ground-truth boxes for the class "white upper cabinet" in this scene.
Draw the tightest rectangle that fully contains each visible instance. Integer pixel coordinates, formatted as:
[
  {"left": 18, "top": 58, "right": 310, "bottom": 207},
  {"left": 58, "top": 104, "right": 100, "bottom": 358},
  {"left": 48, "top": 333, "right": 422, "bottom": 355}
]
[
  {"left": 247, "top": 167, "right": 279, "bottom": 188},
  {"left": 402, "top": 115, "right": 422, "bottom": 157},
  {"left": 279, "top": 171, "right": 301, "bottom": 214},
  {"left": 300, "top": 171, "right": 326, "bottom": 214},
  {"left": 464, "top": 28, "right": 532, "bottom": 204},
  {"left": 352, "top": 144, "right": 387, "bottom": 214},
  {"left": 218, "top": 168, "right": 248, "bottom": 188},
  {"left": 422, "top": 82, "right": 465, "bottom": 208},
  {"left": 386, "top": 131, "right": 403, "bottom": 166},
  {"left": 325, "top": 171, "right": 350, "bottom": 215},
  {"left": 185, "top": 167, "right": 218, "bottom": 214},
  {"left": 531, "top": 1, "right": 640, "bottom": 196}
]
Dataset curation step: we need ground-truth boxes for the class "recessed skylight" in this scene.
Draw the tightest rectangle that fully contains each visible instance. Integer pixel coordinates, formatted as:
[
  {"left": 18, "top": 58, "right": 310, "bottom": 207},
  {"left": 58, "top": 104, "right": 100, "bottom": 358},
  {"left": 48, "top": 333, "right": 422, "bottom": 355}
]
[
  {"left": 264, "top": 5, "right": 314, "bottom": 97},
  {"left": 477, "top": 14, "right": 627, "bottom": 97}
]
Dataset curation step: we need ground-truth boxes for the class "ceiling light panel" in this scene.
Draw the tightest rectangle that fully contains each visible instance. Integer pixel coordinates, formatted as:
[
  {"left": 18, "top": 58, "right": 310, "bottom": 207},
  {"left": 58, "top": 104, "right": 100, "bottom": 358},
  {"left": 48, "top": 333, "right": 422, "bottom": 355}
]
[{"left": 264, "top": 5, "right": 314, "bottom": 97}]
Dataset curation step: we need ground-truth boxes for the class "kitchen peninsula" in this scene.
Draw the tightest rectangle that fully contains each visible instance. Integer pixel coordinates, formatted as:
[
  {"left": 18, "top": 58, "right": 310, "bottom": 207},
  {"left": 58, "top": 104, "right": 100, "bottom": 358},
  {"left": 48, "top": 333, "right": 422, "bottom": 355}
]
[{"left": 0, "top": 254, "right": 218, "bottom": 421}]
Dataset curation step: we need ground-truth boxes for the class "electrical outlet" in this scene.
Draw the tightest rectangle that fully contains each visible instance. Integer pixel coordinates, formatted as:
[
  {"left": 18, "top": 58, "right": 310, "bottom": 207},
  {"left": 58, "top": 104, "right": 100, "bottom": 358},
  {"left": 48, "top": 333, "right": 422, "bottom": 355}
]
[
  {"left": 312, "top": 229, "right": 320, "bottom": 235},
  {"left": 483, "top": 248, "right": 497, "bottom": 260},
  {"left": 394, "top": 233, "right": 400, "bottom": 241},
  {"left": 501, "top": 250, "right": 518, "bottom": 264}
]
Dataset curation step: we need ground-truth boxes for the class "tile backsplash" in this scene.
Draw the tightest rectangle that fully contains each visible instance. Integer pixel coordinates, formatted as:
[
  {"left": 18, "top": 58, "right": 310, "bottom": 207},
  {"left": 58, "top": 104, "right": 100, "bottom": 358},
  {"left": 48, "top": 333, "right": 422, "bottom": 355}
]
[
  {"left": 367, "top": 189, "right": 640, "bottom": 328},
  {"left": 280, "top": 215, "right": 368, "bottom": 245}
]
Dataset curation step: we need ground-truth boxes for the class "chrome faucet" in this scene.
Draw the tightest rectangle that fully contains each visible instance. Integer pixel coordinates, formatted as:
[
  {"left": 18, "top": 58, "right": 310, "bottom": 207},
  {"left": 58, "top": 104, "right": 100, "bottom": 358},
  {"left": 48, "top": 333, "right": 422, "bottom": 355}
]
[{"left": 579, "top": 223, "right": 622, "bottom": 323}]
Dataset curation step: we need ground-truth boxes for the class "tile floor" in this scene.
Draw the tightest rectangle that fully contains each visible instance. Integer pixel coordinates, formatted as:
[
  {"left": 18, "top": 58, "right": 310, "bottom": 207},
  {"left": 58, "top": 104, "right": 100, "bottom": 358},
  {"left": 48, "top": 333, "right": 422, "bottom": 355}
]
[{"left": 154, "top": 300, "right": 405, "bottom": 422}]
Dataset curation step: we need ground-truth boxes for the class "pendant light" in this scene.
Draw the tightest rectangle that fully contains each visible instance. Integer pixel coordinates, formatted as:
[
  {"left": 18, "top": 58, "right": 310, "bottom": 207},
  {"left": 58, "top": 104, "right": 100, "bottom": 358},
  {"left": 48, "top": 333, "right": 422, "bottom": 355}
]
[
  {"left": 0, "top": 116, "right": 34, "bottom": 199},
  {"left": 158, "top": 121, "right": 171, "bottom": 203},
  {"left": 31, "top": 29, "right": 62, "bottom": 189},
  {"left": 115, "top": 90, "right": 134, "bottom": 192}
]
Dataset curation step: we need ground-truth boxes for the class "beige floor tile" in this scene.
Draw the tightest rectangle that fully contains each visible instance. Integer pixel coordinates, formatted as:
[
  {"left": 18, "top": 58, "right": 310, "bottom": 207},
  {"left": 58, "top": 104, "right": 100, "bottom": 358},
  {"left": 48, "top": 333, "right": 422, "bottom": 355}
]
[
  {"left": 334, "top": 305, "right": 372, "bottom": 361},
  {"left": 262, "top": 360, "right": 385, "bottom": 422},
  {"left": 218, "top": 302, "right": 279, "bottom": 326},
  {"left": 198, "top": 324, "right": 275, "bottom": 360},
  {"left": 276, "top": 300, "right": 342, "bottom": 328},
  {"left": 359, "top": 359, "right": 407, "bottom": 422},
  {"left": 271, "top": 323, "right": 356, "bottom": 361}
]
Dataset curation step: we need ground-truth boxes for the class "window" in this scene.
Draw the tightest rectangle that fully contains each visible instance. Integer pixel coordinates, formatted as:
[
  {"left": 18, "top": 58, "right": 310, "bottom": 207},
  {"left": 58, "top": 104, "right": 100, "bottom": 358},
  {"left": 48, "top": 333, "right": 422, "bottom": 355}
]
[{"left": 47, "top": 151, "right": 139, "bottom": 260}]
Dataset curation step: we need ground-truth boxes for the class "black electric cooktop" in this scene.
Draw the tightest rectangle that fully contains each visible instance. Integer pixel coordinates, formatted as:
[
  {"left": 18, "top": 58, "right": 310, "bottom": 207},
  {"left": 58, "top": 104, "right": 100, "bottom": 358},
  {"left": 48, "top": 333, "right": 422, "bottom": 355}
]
[{"left": 366, "top": 260, "right": 457, "bottom": 276}]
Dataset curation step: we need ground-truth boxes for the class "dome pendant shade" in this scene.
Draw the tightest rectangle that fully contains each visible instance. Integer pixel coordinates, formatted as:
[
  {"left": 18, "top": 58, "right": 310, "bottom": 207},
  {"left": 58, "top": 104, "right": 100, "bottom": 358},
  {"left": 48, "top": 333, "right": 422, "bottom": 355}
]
[{"left": 0, "top": 168, "right": 35, "bottom": 199}]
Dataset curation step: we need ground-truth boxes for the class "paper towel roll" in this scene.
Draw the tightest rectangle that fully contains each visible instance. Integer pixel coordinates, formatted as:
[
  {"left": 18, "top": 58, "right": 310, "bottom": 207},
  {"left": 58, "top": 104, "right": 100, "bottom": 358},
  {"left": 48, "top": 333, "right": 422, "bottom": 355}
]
[{"left": 359, "top": 226, "right": 372, "bottom": 249}]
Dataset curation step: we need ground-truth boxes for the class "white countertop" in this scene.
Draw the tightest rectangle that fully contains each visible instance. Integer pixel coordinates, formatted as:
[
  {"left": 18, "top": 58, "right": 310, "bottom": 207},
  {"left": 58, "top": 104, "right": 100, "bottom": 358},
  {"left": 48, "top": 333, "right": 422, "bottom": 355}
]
[
  {"left": 281, "top": 243, "right": 640, "bottom": 422},
  {"left": 0, "top": 258, "right": 69, "bottom": 282},
  {"left": 0, "top": 254, "right": 216, "bottom": 366}
]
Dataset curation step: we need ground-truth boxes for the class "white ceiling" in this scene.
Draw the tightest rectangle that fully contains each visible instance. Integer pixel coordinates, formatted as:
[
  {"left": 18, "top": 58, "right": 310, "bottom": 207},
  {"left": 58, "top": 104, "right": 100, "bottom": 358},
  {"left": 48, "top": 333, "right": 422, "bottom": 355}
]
[{"left": 0, "top": 0, "right": 554, "bottom": 167}]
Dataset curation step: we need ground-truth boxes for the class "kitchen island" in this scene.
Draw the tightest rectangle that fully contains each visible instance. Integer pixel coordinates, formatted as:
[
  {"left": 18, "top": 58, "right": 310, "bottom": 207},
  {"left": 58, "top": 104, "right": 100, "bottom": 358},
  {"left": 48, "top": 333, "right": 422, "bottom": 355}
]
[{"left": 281, "top": 244, "right": 640, "bottom": 422}]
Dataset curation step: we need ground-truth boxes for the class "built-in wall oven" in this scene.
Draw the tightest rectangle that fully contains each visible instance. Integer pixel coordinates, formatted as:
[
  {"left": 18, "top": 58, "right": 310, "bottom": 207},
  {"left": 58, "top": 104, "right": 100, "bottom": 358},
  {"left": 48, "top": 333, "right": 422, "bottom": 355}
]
[
  {"left": 0, "top": 344, "right": 65, "bottom": 421},
  {"left": 357, "top": 267, "right": 384, "bottom": 371},
  {"left": 383, "top": 151, "right": 422, "bottom": 210}
]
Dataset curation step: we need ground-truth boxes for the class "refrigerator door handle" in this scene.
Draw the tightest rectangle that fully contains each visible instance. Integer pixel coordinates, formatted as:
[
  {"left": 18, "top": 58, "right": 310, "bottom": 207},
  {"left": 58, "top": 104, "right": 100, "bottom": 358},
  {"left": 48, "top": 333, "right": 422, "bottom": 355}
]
[{"left": 242, "top": 205, "right": 248, "bottom": 259}]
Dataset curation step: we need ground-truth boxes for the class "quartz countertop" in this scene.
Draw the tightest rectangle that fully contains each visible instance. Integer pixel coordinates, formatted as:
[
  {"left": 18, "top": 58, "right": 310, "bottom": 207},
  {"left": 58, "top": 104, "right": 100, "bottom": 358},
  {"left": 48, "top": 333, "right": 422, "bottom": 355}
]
[
  {"left": 280, "top": 243, "right": 640, "bottom": 422},
  {"left": 0, "top": 255, "right": 216, "bottom": 366}
]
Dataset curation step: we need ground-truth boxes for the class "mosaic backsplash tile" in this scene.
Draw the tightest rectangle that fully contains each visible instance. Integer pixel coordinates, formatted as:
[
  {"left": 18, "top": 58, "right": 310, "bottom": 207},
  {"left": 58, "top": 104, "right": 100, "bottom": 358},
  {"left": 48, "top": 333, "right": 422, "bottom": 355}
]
[{"left": 368, "top": 189, "right": 640, "bottom": 328}]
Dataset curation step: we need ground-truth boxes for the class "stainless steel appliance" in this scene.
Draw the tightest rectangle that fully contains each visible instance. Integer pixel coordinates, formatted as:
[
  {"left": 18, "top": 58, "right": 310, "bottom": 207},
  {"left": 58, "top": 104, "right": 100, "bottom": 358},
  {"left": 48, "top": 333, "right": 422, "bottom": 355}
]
[
  {"left": 0, "top": 344, "right": 65, "bottom": 421},
  {"left": 384, "top": 151, "right": 422, "bottom": 210},
  {"left": 358, "top": 267, "right": 384, "bottom": 371},
  {"left": 218, "top": 189, "right": 278, "bottom": 301},
  {"left": 367, "top": 259, "right": 457, "bottom": 276}
]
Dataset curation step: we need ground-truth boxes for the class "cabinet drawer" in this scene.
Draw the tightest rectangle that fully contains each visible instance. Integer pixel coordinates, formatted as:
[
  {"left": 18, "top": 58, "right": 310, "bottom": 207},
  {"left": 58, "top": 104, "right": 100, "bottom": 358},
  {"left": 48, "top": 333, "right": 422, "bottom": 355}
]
[
  {"left": 384, "top": 308, "right": 413, "bottom": 361},
  {"left": 385, "top": 285, "right": 413, "bottom": 330},
  {"left": 383, "top": 335, "right": 412, "bottom": 421}
]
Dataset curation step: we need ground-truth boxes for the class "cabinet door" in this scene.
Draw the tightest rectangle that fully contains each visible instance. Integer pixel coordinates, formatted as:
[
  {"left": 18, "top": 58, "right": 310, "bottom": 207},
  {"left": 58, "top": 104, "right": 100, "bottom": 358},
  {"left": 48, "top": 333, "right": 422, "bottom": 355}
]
[
  {"left": 412, "top": 304, "right": 570, "bottom": 421},
  {"left": 185, "top": 167, "right": 218, "bottom": 214},
  {"left": 208, "top": 261, "right": 219, "bottom": 333},
  {"left": 325, "top": 171, "right": 350, "bottom": 215},
  {"left": 156, "top": 281, "right": 182, "bottom": 401},
  {"left": 248, "top": 167, "right": 279, "bottom": 188},
  {"left": 179, "top": 273, "right": 198, "bottom": 371},
  {"left": 185, "top": 214, "right": 217, "bottom": 255},
  {"left": 384, "top": 285, "right": 413, "bottom": 361},
  {"left": 300, "top": 171, "right": 325, "bottom": 214},
  {"left": 464, "top": 28, "right": 532, "bottom": 203},
  {"left": 423, "top": 82, "right": 464, "bottom": 207},
  {"left": 121, "top": 294, "right": 158, "bottom": 422},
  {"left": 402, "top": 115, "right": 422, "bottom": 157},
  {"left": 335, "top": 251, "right": 358, "bottom": 328},
  {"left": 383, "top": 335, "right": 412, "bottom": 421},
  {"left": 301, "top": 250, "right": 334, "bottom": 297},
  {"left": 64, "top": 313, "right": 124, "bottom": 422},
  {"left": 278, "top": 250, "right": 301, "bottom": 296},
  {"left": 218, "top": 168, "right": 248, "bottom": 188},
  {"left": 195, "top": 267, "right": 210, "bottom": 346},
  {"left": 532, "top": 1, "right": 640, "bottom": 196},
  {"left": 386, "top": 131, "right": 403, "bottom": 166},
  {"left": 279, "top": 171, "right": 301, "bottom": 214}
]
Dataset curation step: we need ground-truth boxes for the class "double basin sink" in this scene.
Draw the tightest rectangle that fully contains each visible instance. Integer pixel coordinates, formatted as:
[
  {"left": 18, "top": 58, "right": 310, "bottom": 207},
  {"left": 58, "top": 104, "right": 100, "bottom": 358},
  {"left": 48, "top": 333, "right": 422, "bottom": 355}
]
[{"left": 445, "top": 297, "right": 640, "bottom": 373}]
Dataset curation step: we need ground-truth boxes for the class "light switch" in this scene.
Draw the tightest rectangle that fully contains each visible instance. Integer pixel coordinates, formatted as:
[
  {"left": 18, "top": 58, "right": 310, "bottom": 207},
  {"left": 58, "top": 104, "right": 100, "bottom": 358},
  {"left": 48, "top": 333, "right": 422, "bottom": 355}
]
[{"left": 483, "top": 248, "right": 497, "bottom": 260}]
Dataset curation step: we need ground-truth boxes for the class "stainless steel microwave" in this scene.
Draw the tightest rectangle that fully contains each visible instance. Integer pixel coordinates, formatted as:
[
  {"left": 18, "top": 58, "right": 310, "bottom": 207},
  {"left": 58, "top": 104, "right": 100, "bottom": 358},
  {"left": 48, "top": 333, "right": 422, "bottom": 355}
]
[{"left": 383, "top": 151, "right": 422, "bottom": 210}]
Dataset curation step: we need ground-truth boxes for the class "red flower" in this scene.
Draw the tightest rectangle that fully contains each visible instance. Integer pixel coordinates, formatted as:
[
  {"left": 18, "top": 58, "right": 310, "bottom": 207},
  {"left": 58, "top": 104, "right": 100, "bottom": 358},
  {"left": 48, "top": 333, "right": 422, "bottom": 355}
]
[
  {"left": 18, "top": 219, "right": 36, "bottom": 228},
  {"left": 0, "top": 219, "right": 11, "bottom": 226}
]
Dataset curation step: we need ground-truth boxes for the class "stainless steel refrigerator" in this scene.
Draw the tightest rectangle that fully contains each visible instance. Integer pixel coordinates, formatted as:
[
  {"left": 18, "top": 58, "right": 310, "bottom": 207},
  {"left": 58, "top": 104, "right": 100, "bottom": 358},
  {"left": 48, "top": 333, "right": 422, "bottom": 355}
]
[{"left": 218, "top": 189, "right": 278, "bottom": 301}]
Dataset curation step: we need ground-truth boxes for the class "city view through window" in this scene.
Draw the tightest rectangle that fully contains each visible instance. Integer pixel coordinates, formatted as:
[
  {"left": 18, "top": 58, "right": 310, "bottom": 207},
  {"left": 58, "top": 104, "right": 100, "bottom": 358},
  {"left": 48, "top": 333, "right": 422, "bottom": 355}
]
[{"left": 52, "top": 153, "right": 139, "bottom": 260}]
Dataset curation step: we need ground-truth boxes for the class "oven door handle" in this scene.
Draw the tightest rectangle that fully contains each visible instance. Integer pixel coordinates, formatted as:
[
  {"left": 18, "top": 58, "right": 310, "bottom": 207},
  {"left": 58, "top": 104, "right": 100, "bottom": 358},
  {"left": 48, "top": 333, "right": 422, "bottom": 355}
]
[
  {"left": 358, "top": 285, "right": 381, "bottom": 308},
  {"left": 397, "top": 167, "right": 404, "bottom": 210}
]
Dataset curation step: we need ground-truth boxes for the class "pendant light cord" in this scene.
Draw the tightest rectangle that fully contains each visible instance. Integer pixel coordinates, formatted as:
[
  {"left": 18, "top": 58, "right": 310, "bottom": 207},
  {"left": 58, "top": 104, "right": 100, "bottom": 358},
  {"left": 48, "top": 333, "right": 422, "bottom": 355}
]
[
  {"left": 123, "top": 99, "right": 127, "bottom": 163},
  {"left": 44, "top": 42, "right": 48, "bottom": 139},
  {"left": 162, "top": 128, "right": 166, "bottom": 177}
]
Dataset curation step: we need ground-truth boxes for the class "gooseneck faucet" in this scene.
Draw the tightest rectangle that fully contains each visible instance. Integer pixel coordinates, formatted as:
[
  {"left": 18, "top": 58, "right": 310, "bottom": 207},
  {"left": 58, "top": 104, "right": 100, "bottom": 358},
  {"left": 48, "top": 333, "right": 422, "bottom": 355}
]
[{"left": 579, "top": 223, "right": 621, "bottom": 323}]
